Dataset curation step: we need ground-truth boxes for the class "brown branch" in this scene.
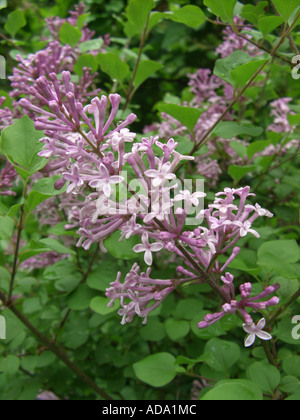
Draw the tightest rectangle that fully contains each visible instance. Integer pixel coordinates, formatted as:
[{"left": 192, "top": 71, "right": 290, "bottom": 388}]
[
  {"left": 123, "top": 13, "right": 151, "bottom": 111},
  {"left": 0, "top": 290, "right": 112, "bottom": 400},
  {"left": 0, "top": 32, "right": 26, "bottom": 53},
  {"left": 7, "top": 182, "right": 28, "bottom": 303}
]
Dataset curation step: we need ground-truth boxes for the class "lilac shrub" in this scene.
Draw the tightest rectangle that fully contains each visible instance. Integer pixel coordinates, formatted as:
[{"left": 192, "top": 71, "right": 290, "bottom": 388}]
[
  {"left": 0, "top": 0, "right": 299, "bottom": 402},
  {"left": 15, "top": 66, "right": 278, "bottom": 345}
]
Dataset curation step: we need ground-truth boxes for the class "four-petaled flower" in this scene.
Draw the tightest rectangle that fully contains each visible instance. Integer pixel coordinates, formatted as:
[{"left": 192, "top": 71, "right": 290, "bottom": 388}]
[
  {"left": 108, "top": 128, "right": 136, "bottom": 151},
  {"left": 89, "top": 163, "right": 124, "bottom": 197},
  {"left": 63, "top": 164, "right": 84, "bottom": 194},
  {"left": 243, "top": 318, "right": 272, "bottom": 348},
  {"left": 233, "top": 220, "right": 260, "bottom": 238},
  {"left": 245, "top": 203, "right": 274, "bottom": 218},
  {"left": 133, "top": 232, "right": 164, "bottom": 266},
  {"left": 144, "top": 162, "right": 176, "bottom": 188},
  {"left": 174, "top": 190, "right": 206, "bottom": 212}
]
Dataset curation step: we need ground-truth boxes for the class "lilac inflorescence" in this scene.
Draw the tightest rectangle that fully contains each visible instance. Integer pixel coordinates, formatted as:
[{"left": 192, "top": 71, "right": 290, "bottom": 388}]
[{"left": 106, "top": 264, "right": 176, "bottom": 325}]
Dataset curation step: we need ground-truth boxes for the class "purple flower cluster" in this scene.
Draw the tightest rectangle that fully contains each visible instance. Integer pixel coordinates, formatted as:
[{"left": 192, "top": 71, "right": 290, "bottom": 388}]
[
  {"left": 20, "top": 251, "right": 69, "bottom": 272},
  {"left": 198, "top": 276, "right": 279, "bottom": 328},
  {"left": 106, "top": 264, "right": 176, "bottom": 325},
  {"left": 0, "top": 159, "right": 18, "bottom": 196},
  {"left": 0, "top": 7, "right": 282, "bottom": 347},
  {"left": 0, "top": 96, "right": 14, "bottom": 130},
  {"left": 15, "top": 64, "right": 277, "bottom": 338},
  {"left": 216, "top": 17, "right": 261, "bottom": 58},
  {"left": 44, "top": 1, "right": 110, "bottom": 47},
  {"left": 1, "top": 2, "right": 108, "bottom": 134},
  {"left": 105, "top": 185, "right": 276, "bottom": 341}
]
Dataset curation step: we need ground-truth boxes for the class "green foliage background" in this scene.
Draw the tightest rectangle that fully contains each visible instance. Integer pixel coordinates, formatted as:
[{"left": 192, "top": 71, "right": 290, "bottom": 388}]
[{"left": 0, "top": 0, "right": 299, "bottom": 401}]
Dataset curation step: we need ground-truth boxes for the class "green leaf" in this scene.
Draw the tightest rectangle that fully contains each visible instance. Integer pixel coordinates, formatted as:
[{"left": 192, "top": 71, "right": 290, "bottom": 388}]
[
  {"left": 280, "top": 376, "right": 300, "bottom": 394},
  {"left": 59, "top": 22, "right": 82, "bottom": 47},
  {"left": 175, "top": 298, "right": 203, "bottom": 321},
  {"left": 104, "top": 231, "right": 140, "bottom": 260},
  {"left": 73, "top": 54, "right": 98, "bottom": 77},
  {"left": 258, "top": 240, "right": 300, "bottom": 279},
  {"left": 229, "top": 249, "right": 262, "bottom": 276},
  {"left": 62, "top": 318, "right": 89, "bottom": 349},
  {"left": 247, "top": 362, "right": 281, "bottom": 393},
  {"left": 201, "top": 379, "right": 263, "bottom": 400},
  {"left": 87, "top": 262, "right": 119, "bottom": 292},
  {"left": 76, "top": 13, "right": 90, "bottom": 29},
  {"left": 214, "top": 51, "right": 256, "bottom": 84},
  {"left": 247, "top": 140, "right": 272, "bottom": 159},
  {"left": 4, "top": 10, "right": 26, "bottom": 37},
  {"left": 126, "top": 0, "right": 155, "bottom": 34},
  {"left": 165, "top": 5, "right": 206, "bottom": 29},
  {"left": 288, "top": 113, "right": 300, "bottom": 125},
  {"left": 97, "top": 53, "right": 130, "bottom": 83},
  {"left": 157, "top": 103, "right": 202, "bottom": 133},
  {"left": 0, "top": 355, "right": 20, "bottom": 375},
  {"left": 26, "top": 175, "right": 67, "bottom": 212},
  {"left": 1, "top": 309, "right": 25, "bottom": 343},
  {"left": 258, "top": 16, "right": 285, "bottom": 36},
  {"left": 0, "top": 201, "right": 8, "bottom": 216},
  {"left": 133, "top": 60, "right": 164, "bottom": 90},
  {"left": 133, "top": 352, "right": 177, "bottom": 387},
  {"left": 0, "top": 215, "right": 14, "bottom": 239},
  {"left": 257, "top": 252, "right": 299, "bottom": 279},
  {"left": 204, "top": 338, "right": 241, "bottom": 372},
  {"left": 79, "top": 38, "right": 104, "bottom": 53},
  {"left": 258, "top": 240, "right": 300, "bottom": 264},
  {"left": 148, "top": 11, "right": 164, "bottom": 32},
  {"left": 38, "top": 238, "right": 75, "bottom": 255},
  {"left": 6, "top": 201, "right": 24, "bottom": 218},
  {"left": 18, "top": 238, "right": 73, "bottom": 264},
  {"left": 1, "top": 115, "right": 47, "bottom": 178},
  {"left": 229, "top": 140, "right": 248, "bottom": 158},
  {"left": 229, "top": 165, "right": 257, "bottom": 182},
  {"left": 35, "top": 352, "right": 56, "bottom": 368},
  {"left": 67, "top": 284, "right": 98, "bottom": 311},
  {"left": 140, "top": 318, "right": 167, "bottom": 342},
  {"left": 23, "top": 297, "right": 42, "bottom": 315},
  {"left": 275, "top": 277, "right": 299, "bottom": 300},
  {"left": 230, "top": 59, "right": 268, "bottom": 86},
  {"left": 274, "top": 318, "right": 300, "bottom": 345},
  {"left": 283, "top": 356, "right": 300, "bottom": 377},
  {"left": 241, "top": 2, "right": 268, "bottom": 25},
  {"left": 204, "top": 0, "right": 237, "bottom": 23},
  {"left": 90, "top": 296, "right": 119, "bottom": 315},
  {"left": 55, "top": 275, "right": 81, "bottom": 293},
  {"left": 272, "top": 0, "right": 300, "bottom": 21},
  {"left": 165, "top": 318, "right": 190, "bottom": 341}
]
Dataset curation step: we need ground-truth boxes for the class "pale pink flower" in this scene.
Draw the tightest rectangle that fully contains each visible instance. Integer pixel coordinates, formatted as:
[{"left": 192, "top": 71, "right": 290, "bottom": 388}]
[
  {"left": 243, "top": 318, "right": 272, "bottom": 348},
  {"left": 133, "top": 232, "right": 163, "bottom": 266}
]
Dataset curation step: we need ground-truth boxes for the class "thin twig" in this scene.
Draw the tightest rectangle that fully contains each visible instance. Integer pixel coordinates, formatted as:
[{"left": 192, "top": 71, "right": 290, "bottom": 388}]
[
  {"left": 0, "top": 31, "right": 26, "bottom": 53},
  {"left": 123, "top": 13, "right": 151, "bottom": 111},
  {"left": 7, "top": 181, "right": 27, "bottom": 303},
  {"left": 0, "top": 290, "right": 112, "bottom": 400}
]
